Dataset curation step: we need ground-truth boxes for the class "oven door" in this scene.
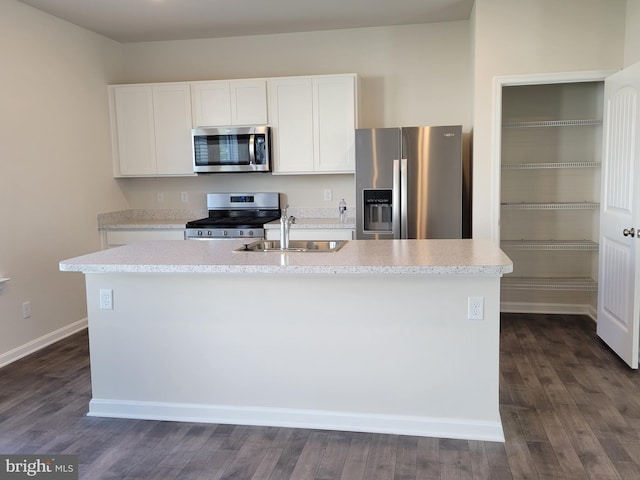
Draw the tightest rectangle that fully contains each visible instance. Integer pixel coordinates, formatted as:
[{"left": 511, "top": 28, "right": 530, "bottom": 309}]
[{"left": 193, "top": 126, "right": 270, "bottom": 173}]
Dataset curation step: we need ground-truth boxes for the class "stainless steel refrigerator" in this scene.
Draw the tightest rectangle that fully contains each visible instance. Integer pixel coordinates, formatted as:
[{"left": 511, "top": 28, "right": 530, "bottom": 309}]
[{"left": 355, "top": 125, "right": 470, "bottom": 239}]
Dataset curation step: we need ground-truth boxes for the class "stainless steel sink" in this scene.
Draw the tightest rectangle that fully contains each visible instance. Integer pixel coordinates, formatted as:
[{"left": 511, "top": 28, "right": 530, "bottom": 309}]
[{"left": 236, "top": 240, "right": 347, "bottom": 252}]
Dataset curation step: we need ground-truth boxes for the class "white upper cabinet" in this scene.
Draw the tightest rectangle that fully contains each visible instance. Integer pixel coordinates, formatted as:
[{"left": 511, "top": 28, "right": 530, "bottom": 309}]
[
  {"left": 109, "top": 75, "right": 355, "bottom": 177},
  {"left": 268, "top": 74, "right": 358, "bottom": 174},
  {"left": 230, "top": 80, "right": 268, "bottom": 125},
  {"left": 192, "top": 79, "right": 267, "bottom": 127},
  {"left": 191, "top": 82, "right": 231, "bottom": 127},
  {"left": 110, "top": 84, "right": 194, "bottom": 177},
  {"left": 268, "top": 77, "right": 315, "bottom": 172},
  {"left": 313, "top": 75, "right": 357, "bottom": 173}
]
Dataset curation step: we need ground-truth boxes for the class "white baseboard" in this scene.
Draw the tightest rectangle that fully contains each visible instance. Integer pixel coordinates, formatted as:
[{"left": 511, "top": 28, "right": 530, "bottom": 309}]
[
  {"left": 88, "top": 399, "right": 505, "bottom": 443},
  {"left": 501, "top": 302, "right": 597, "bottom": 321},
  {"left": 0, "top": 318, "right": 88, "bottom": 368}
]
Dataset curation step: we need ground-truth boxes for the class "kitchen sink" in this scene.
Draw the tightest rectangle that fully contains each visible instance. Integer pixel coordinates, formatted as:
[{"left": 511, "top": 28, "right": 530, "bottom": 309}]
[{"left": 236, "top": 240, "right": 347, "bottom": 253}]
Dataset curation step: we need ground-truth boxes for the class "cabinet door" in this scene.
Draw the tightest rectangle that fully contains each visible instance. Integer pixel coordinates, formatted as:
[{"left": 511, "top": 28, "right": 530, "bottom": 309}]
[
  {"left": 191, "top": 81, "right": 232, "bottom": 127},
  {"left": 231, "top": 80, "right": 267, "bottom": 125},
  {"left": 268, "top": 78, "right": 314, "bottom": 173},
  {"left": 113, "top": 86, "right": 156, "bottom": 176},
  {"left": 105, "top": 229, "right": 185, "bottom": 248},
  {"left": 313, "top": 75, "right": 356, "bottom": 173},
  {"left": 153, "top": 84, "right": 194, "bottom": 175}
]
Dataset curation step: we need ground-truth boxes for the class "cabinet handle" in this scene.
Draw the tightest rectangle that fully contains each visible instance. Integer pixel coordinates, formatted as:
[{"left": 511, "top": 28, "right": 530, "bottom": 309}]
[{"left": 623, "top": 228, "right": 635, "bottom": 237}]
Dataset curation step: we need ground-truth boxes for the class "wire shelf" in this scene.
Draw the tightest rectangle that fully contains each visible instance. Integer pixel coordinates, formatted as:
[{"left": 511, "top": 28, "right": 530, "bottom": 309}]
[
  {"left": 502, "top": 161, "right": 601, "bottom": 170},
  {"left": 503, "top": 119, "right": 603, "bottom": 128},
  {"left": 501, "top": 240, "right": 599, "bottom": 251},
  {"left": 501, "top": 276, "right": 597, "bottom": 291},
  {"left": 501, "top": 202, "right": 599, "bottom": 210}
]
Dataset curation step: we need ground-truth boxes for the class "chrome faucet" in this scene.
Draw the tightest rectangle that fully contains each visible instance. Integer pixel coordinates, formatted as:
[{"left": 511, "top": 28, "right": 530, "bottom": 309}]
[{"left": 280, "top": 205, "right": 296, "bottom": 250}]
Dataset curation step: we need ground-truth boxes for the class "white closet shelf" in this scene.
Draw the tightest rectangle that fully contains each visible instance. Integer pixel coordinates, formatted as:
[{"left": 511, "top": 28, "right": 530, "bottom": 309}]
[
  {"left": 501, "top": 202, "right": 599, "bottom": 210},
  {"left": 502, "top": 119, "right": 602, "bottom": 128},
  {"left": 501, "top": 276, "right": 597, "bottom": 291},
  {"left": 502, "top": 161, "right": 601, "bottom": 170},
  {"left": 501, "top": 240, "right": 598, "bottom": 251}
]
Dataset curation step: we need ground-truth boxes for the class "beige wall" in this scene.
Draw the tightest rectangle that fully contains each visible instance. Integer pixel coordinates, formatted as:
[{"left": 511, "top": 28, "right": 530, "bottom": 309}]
[
  {"left": 0, "top": 0, "right": 635, "bottom": 362},
  {"left": 472, "top": 0, "right": 626, "bottom": 240},
  {"left": 0, "top": 0, "right": 126, "bottom": 360},
  {"left": 625, "top": 0, "right": 640, "bottom": 66},
  {"left": 115, "top": 22, "right": 472, "bottom": 210}
]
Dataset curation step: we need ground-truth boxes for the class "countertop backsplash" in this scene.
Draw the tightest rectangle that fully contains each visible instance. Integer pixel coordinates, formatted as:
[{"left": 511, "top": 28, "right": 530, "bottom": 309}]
[
  {"left": 98, "top": 209, "right": 207, "bottom": 228},
  {"left": 98, "top": 207, "right": 352, "bottom": 229}
]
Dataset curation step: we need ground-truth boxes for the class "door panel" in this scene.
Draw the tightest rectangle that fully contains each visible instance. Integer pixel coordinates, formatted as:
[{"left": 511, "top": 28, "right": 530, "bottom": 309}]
[
  {"left": 355, "top": 128, "right": 401, "bottom": 240},
  {"left": 597, "top": 62, "right": 640, "bottom": 368},
  {"left": 402, "top": 126, "right": 463, "bottom": 239}
]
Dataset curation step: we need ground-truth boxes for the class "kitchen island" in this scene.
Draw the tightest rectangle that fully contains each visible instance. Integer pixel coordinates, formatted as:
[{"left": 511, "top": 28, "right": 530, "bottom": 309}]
[{"left": 60, "top": 239, "right": 512, "bottom": 442}]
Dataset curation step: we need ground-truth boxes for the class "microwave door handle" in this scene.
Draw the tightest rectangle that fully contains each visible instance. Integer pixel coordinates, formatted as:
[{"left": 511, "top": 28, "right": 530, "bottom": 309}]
[
  {"left": 392, "top": 159, "right": 401, "bottom": 239},
  {"left": 248, "top": 134, "right": 256, "bottom": 165}
]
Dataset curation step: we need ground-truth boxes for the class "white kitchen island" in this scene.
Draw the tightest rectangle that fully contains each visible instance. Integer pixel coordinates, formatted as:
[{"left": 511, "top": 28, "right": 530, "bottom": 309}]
[{"left": 60, "top": 239, "right": 512, "bottom": 442}]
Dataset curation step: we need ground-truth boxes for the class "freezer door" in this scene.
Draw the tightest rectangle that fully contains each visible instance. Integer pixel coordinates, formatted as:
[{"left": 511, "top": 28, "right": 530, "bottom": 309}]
[
  {"left": 401, "top": 126, "right": 463, "bottom": 239},
  {"left": 355, "top": 128, "right": 401, "bottom": 239}
]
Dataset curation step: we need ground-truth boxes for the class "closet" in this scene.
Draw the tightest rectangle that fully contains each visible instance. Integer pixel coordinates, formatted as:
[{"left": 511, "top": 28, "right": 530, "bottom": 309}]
[{"left": 500, "top": 82, "right": 604, "bottom": 315}]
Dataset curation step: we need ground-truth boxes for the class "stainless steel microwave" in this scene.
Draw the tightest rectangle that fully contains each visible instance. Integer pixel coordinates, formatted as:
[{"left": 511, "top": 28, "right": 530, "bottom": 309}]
[{"left": 192, "top": 126, "right": 271, "bottom": 173}]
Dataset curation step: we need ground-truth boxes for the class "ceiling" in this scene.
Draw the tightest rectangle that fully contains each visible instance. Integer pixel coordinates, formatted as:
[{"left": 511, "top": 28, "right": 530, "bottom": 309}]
[{"left": 17, "top": 0, "right": 474, "bottom": 43}]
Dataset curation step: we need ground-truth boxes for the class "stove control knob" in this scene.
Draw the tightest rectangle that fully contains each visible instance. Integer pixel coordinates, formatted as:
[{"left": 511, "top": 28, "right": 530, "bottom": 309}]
[
  {"left": 197, "top": 230, "right": 203, "bottom": 236},
  {"left": 207, "top": 230, "right": 212, "bottom": 236},
  {"left": 239, "top": 231, "right": 244, "bottom": 236},
  {"left": 248, "top": 230, "right": 254, "bottom": 237},
  {"left": 223, "top": 230, "right": 228, "bottom": 236}
]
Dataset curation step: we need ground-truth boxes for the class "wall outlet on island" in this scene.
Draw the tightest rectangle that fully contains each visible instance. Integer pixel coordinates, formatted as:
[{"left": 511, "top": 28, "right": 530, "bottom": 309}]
[
  {"left": 100, "top": 289, "right": 113, "bottom": 310},
  {"left": 467, "top": 296, "right": 484, "bottom": 320}
]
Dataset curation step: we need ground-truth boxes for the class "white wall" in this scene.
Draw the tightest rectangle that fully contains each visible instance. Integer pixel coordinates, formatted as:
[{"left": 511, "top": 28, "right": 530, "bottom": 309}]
[
  {"left": 472, "top": 0, "right": 626, "bottom": 240},
  {"left": 114, "top": 22, "right": 472, "bottom": 210},
  {"left": 0, "top": 0, "right": 126, "bottom": 362}
]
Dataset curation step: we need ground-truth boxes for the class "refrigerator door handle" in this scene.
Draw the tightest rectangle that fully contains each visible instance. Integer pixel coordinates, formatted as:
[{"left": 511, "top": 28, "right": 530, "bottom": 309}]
[
  {"left": 400, "top": 158, "right": 408, "bottom": 239},
  {"left": 392, "top": 159, "right": 401, "bottom": 239}
]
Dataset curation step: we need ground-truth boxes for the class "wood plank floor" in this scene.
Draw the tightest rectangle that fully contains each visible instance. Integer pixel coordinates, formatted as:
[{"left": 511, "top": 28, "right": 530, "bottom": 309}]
[{"left": 2, "top": 313, "right": 640, "bottom": 479}]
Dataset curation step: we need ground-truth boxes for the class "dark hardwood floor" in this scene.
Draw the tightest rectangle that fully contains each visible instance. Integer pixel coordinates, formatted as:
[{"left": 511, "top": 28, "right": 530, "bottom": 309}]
[{"left": 2, "top": 313, "right": 640, "bottom": 479}]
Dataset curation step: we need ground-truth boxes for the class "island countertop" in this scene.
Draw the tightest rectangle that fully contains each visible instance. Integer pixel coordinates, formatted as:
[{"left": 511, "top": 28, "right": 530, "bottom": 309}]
[{"left": 60, "top": 239, "right": 513, "bottom": 276}]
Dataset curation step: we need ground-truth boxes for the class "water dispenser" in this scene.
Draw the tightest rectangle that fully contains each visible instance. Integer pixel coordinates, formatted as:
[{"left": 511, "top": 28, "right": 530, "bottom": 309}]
[{"left": 363, "top": 189, "right": 392, "bottom": 232}]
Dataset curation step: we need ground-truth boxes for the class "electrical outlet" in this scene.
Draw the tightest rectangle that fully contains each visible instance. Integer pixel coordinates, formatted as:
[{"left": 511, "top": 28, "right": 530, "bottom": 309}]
[
  {"left": 22, "top": 301, "right": 31, "bottom": 319},
  {"left": 468, "top": 296, "right": 484, "bottom": 320},
  {"left": 181, "top": 192, "right": 188, "bottom": 203},
  {"left": 100, "top": 289, "right": 113, "bottom": 310},
  {"left": 323, "top": 189, "right": 333, "bottom": 201},
  {"left": 156, "top": 192, "right": 164, "bottom": 203}
]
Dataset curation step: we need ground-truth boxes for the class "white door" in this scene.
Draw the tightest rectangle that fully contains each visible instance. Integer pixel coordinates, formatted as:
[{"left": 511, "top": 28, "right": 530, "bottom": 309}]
[{"left": 597, "top": 61, "right": 640, "bottom": 368}]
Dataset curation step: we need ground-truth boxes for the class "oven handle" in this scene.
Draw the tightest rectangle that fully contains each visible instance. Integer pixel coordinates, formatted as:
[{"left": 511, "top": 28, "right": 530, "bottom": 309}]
[
  {"left": 186, "top": 236, "right": 257, "bottom": 241},
  {"left": 249, "top": 134, "right": 256, "bottom": 165}
]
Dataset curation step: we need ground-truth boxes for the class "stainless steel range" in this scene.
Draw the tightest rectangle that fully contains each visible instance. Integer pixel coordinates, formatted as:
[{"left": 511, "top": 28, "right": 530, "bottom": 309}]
[{"left": 185, "top": 192, "right": 280, "bottom": 240}]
